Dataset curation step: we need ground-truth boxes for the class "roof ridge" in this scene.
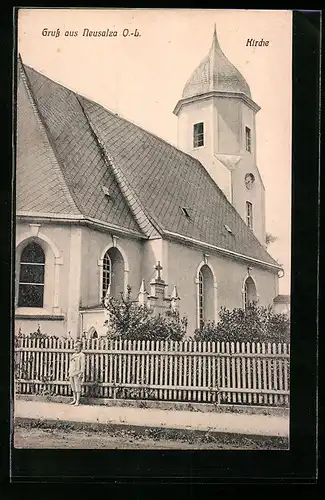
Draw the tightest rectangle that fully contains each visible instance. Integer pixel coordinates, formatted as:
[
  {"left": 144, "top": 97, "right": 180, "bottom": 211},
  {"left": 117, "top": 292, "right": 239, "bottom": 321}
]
[
  {"left": 76, "top": 96, "right": 162, "bottom": 239},
  {"left": 18, "top": 60, "right": 82, "bottom": 217}
]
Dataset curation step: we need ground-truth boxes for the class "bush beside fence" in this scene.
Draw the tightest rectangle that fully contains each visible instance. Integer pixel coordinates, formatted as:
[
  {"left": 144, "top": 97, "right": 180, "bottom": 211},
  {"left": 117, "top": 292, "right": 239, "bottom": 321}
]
[{"left": 14, "top": 337, "right": 290, "bottom": 407}]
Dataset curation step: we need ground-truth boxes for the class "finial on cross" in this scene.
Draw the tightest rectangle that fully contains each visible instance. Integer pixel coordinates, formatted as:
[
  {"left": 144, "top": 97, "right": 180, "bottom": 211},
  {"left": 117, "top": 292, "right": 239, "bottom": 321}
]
[{"left": 155, "top": 261, "right": 163, "bottom": 280}]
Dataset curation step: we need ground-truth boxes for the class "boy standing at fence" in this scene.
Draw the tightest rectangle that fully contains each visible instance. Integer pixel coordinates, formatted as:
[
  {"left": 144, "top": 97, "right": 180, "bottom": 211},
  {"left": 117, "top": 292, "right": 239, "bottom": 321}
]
[{"left": 69, "top": 340, "right": 86, "bottom": 406}]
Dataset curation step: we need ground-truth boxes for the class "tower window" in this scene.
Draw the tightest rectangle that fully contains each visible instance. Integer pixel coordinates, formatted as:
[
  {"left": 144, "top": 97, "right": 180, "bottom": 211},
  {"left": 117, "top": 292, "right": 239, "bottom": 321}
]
[
  {"left": 246, "top": 201, "right": 253, "bottom": 229},
  {"left": 193, "top": 122, "right": 204, "bottom": 148},
  {"left": 245, "top": 126, "right": 252, "bottom": 152},
  {"left": 18, "top": 242, "right": 45, "bottom": 307}
]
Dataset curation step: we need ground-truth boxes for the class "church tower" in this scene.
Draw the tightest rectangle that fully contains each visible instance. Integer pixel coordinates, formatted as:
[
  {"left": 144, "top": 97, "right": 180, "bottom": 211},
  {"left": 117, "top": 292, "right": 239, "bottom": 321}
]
[{"left": 173, "top": 25, "right": 266, "bottom": 246}]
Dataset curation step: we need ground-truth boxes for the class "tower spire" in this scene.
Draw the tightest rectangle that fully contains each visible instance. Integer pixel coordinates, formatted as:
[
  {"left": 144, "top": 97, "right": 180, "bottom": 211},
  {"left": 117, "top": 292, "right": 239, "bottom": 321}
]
[
  {"left": 211, "top": 23, "right": 220, "bottom": 49},
  {"left": 210, "top": 24, "right": 219, "bottom": 90}
]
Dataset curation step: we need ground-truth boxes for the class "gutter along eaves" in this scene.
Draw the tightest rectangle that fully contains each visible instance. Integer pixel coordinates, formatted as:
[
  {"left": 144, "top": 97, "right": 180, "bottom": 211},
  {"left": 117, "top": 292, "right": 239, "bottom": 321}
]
[
  {"left": 163, "top": 229, "right": 282, "bottom": 272},
  {"left": 16, "top": 212, "right": 146, "bottom": 240}
]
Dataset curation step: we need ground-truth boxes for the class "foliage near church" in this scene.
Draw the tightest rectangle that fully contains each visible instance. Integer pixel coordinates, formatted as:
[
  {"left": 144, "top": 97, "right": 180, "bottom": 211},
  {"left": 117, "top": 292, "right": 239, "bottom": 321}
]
[
  {"left": 194, "top": 303, "right": 290, "bottom": 343},
  {"left": 103, "top": 286, "right": 187, "bottom": 341}
]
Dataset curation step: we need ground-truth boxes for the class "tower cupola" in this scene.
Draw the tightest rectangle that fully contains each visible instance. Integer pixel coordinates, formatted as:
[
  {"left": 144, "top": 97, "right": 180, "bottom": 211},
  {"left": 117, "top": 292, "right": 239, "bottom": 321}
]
[{"left": 182, "top": 24, "right": 252, "bottom": 100}]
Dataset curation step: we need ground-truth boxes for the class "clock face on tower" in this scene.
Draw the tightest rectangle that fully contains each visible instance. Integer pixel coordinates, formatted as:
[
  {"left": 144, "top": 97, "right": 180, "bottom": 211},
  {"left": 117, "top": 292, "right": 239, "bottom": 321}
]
[{"left": 245, "top": 173, "right": 255, "bottom": 190}]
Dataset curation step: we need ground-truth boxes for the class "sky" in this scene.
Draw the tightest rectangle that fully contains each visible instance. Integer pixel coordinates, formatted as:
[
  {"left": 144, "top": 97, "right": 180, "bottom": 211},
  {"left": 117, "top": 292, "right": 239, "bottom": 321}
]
[{"left": 17, "top": 8, "right": 292, "bottom": 294}]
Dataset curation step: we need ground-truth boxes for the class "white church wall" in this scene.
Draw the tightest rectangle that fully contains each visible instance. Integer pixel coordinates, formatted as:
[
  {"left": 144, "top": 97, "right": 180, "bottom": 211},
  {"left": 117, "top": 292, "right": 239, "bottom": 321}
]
[
  {"left": 15, "top": 317, "right": 67, "bottom": 337},
  {"left": 240, "top": 102, "right": 257, "bottom": 160},
  {"left": 167, "top": 239, "right": 278, "bottom": 336},
  {"left": 177, "top": 98, "right": 213, "bottom": 156},
  {"left": 214, "top": 96, "right": 241, "bottom": 154},
  {"left": 15, "top": 222, "right": 71, "bottom": 336},
  {"left": 225, "top": 102, "right": 266, "bottom": 245},
  {"left": 177, "top": 98, "right": 233, "bottom": 201},
  {"left": 142, "top": 239, "right": 169, "bottom": 294},
  {"left": 80, "top": 309, "right": 107, "bottom": 337},
  {"left": 79, "top": 226, "right": 143, "bottom": 307},
  {"left": 66, "top": 226, "right": 82, "bottom": 337},
  {"left": 231, "top": 164, "right": 266, "bottom": 246}
]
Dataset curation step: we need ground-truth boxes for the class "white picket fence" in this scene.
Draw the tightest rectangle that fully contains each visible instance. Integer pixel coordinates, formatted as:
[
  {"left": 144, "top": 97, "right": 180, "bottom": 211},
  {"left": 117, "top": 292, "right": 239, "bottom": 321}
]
[{"left": 14, "top": 337, "right": 290, "bottom": 407}]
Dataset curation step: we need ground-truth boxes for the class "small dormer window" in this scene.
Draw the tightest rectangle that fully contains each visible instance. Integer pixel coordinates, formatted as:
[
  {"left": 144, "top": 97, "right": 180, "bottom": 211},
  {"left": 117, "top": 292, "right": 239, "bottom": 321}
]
[
  {"left": 193, "top": 122, "right": 204, "bottom": 148},
  {"left": 181, "top": 207, "right": 191, "bottom": 219},
  {"left": 102, "top": 186, "right": 110, "bottom": 198},
  {"left": 245, "top": 127, "right": 252, "bottom": 152}
]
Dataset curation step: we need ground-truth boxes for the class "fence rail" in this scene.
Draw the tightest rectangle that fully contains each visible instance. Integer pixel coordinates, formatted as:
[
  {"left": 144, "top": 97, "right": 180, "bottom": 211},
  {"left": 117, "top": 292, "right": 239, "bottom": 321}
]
[{"left": 14, "top": 337, "right": 290, "bottom": 407}]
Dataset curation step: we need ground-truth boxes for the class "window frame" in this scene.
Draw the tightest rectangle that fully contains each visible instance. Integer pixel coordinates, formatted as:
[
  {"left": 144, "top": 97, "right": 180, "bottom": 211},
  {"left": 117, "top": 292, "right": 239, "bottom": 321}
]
[
  {"left": 18, "top": 242, "right": 45, "bottom": 308},
  {"left": 102, "top": 251, "right": 112, "bottom": 299},
  {"left": 244, "top": 280, "right": 249, "bottom": 309},
  {"left": 193, "top": 122, "right": 204, "bottom": 148},
  {"left": 198, "top": 270, "right": 205, "bottom": 329},
  {"left": 196, "top": 262, "right": 217, "bottom": 329}
]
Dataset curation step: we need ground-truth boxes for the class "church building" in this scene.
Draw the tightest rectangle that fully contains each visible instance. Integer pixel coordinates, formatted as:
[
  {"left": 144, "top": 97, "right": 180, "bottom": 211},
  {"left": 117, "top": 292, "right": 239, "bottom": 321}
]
[{"left": 15, "top": 27, "right": 282, "bottom": 338}]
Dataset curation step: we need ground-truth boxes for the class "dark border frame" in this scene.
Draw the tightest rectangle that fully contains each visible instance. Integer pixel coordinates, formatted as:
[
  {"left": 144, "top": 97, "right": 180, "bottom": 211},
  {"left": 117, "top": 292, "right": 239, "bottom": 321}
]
[{"left": 1, "top": 8, "right": 320, "bottom": 486}]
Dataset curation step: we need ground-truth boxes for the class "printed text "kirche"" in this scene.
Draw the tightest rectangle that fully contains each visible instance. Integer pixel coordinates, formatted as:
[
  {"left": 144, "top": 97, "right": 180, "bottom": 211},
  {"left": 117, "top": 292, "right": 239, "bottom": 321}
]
[{"left": 246, "top": 38, "right": 269, "bottom": 46}]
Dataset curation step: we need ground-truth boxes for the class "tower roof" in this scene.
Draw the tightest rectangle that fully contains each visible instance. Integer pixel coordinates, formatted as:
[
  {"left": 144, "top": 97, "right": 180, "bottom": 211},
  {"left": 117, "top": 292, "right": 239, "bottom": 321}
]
[{"left": 182, "top": 25, "right": 252, "bottom": 99}]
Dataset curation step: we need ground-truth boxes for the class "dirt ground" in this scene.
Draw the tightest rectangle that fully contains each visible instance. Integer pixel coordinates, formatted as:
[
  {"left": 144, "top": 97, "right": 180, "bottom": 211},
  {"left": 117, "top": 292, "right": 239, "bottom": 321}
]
[{"left": 14, "top": 425, "right": 271, "bottom": 450}]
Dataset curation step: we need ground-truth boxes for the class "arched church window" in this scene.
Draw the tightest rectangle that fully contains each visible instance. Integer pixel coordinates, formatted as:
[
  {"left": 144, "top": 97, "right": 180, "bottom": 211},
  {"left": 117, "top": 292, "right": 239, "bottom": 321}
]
[
  {"left": 193, "top": 122, "right": 204, "bottom": 148},
  {"left": 100, "top": 246, "right": 126, "bottom": 302},
  {"left": 88, "top": 326, "right": 98, "bottom": 339},
  {"left": 244, "top": 276, "right": 257, "bottom": 309},
  {"left": 18, "top": 242, "right": 45, "bottom": 307},
  {"left": 197, "top": 265, "right": 215, "bottom": 329},
  {"left": 102, "top": 251, "right": 111, "bottom": 298}
]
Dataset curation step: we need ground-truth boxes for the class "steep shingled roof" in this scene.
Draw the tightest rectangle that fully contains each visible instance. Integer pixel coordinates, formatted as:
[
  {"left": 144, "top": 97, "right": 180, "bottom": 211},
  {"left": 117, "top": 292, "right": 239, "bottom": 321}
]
[
  {"left": 17, "top": 60, "right": 279, "bottom": 267},
  {"left": 18, "top": 61, "right": 144, "bottom": 235},
  {"left": 16, "top": 59, "right": 81, "bottom": 216}
]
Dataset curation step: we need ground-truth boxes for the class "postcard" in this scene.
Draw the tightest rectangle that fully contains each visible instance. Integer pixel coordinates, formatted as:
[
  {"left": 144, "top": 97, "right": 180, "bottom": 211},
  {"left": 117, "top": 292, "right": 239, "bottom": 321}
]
[{"left": 14, "top": 8, "right": 292, "bottom": 452}]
